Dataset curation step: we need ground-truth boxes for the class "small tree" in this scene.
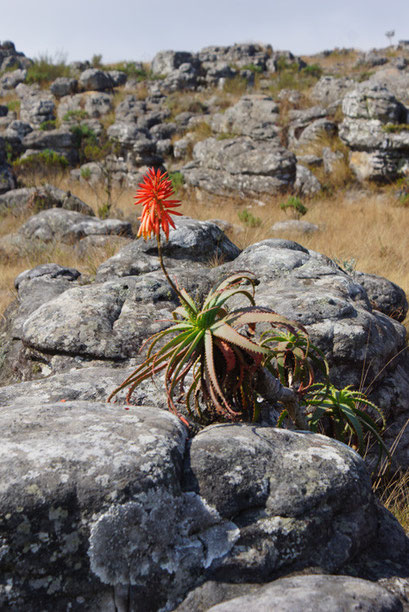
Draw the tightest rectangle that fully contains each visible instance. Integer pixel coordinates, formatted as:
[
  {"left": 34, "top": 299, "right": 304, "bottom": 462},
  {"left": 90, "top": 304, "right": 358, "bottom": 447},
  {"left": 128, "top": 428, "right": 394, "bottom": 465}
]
[{"left": 385, "top": 30, "right": 395, "bottom": 46}]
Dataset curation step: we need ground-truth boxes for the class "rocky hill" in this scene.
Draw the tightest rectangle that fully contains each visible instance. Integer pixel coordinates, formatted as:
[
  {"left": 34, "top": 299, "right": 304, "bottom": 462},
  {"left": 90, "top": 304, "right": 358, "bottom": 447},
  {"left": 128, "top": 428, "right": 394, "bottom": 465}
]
[{"left": 1, "top": 40, "right": 409, "bottom": 611}]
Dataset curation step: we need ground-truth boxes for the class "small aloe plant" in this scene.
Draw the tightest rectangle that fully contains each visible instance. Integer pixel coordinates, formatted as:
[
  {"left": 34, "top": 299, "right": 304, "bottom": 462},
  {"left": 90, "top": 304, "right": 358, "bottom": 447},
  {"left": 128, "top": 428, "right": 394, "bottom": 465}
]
[{"left": 304, "top": 383, "right": 389, "bottom": 463}]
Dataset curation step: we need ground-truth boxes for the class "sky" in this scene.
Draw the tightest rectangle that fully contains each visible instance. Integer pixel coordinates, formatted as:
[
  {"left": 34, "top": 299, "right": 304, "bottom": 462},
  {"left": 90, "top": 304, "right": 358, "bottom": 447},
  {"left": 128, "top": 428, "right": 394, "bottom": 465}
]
[{"left": 2, "top": 0, "right": 409, "bottom": 65}]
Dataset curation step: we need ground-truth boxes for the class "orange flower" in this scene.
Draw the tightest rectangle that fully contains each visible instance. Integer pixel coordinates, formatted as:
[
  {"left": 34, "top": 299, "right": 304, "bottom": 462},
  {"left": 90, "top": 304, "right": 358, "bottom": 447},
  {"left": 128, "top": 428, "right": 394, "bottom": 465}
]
[{"left": 135, "top": 167, "right": 182, "bottom": 240}]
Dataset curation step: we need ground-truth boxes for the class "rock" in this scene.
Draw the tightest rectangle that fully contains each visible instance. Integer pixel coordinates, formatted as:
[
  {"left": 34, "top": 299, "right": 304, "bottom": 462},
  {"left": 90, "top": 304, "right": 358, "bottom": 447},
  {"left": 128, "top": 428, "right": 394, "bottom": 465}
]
[
  {"left": 75, "top": 234, "right": 132, "bottom": 259},
  {"left": 19, "top": 92, "right": 55, "bottom": 127},
  {"left": 3, "top": 119, "right": 33, "bottom": 142},
  {"left": 0, "top": 402, "right": 196, "bottom": 611},
  {"left": 210, "top": 94, "right": 280, "bottom": 140},
  {"left": 0, "top": 365, "right": 137, "bottom": 406},
  {"left": 57, "top": 92, "right": 113, "bottom": 121},
  {"left": 151, "top": 50, "right": 198, "bottom": 76},
  {"left": 369, "top": 68, "right": 409, "bottom": 105},
  {"left": 0, "top": 184, "right": 94, "bottom": 216},
  {"left": 1, "top": 402, "right": 407, "bottom": 610},
  {"left": 271, "top": 219, "right": 319, "bottom": 234},
  {"left": 18, "top": 208, "right": 133, "bottom": 244},
  {"left": 311, "top": 75, "right": 356, "bottom": 107},
  {"left": 352, "top": 271, "right": 409, "bottom": 322},
  {"left": 115, "top": 95, "right": 146, "bottom": 122},
  {"left": 21, "top": 128, "right": 77, "bottom": 162},
  {"left": 107, "top": 70, "right": 127, "bottom": 87},
  {"left": 19, "top": 274, "right": 177, "bottom": 361},
  {"left": 322, "top": 146, "right": 344, "bottom": 173},
  {"left": 0, "top": 68, "right": 26, "bottom": 90},
  {"left": 183, "top": 137, "right": 297, "bottom": 196},
  {"left": 339, "top": 83, "right": 409, "bottom": 181},
  {"left": 96, "top": 217, "right": 240, "bottom": 280},
  {"left": 210, "top": 239, "right": 409, "bottom": 467},
  {"left": 183, "top": 424, "right": 408, "bottom": 582},
  {"left": 49, "top": 77, "right": 78, "bottom": 98},
  {"left": 79, "top": 68, "right": 114, "bottom": 91},
  {"left": 160, "top": 63, "right": 199, "bottom": 93},
  {"left": 201, "top": 575, "right": 403, "bottom": 611},
  {"left": 294, "top": 164, "right": 322, "bottom": 195},
  {"left": 83, "top": 91, "right": 113, "bottom": 118},
  {"left": 342, "top": 83, "right": 406, "bottom": 123}
]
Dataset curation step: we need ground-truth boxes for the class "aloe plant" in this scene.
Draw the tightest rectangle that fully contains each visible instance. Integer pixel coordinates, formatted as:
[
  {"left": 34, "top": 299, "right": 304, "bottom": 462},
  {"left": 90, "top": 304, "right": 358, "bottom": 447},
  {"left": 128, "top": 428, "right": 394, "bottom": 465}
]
[
  {"left": 304, "top": 383, "right": 388, "bottom": 462},
  {"left": 108, "top": 272, "right": 298, "bottom": 424}
]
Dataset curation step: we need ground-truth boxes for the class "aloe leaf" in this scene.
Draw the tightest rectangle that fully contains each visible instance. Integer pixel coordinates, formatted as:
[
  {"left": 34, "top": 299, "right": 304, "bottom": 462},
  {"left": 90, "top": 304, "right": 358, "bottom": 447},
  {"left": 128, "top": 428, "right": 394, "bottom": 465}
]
[{"left": 211, "top": 322, "right": 270, "bottom": 356}]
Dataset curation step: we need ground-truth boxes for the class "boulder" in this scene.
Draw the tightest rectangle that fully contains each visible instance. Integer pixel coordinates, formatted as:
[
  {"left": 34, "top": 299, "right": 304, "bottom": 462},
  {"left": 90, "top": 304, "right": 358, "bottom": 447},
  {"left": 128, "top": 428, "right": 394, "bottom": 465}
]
[
  {"left": 19, "top": 93, "right": 55, "bottom": 127},
  {"left": 1, "top": 403, "right": 407, "bottom": 611},
  {"left": 210, "top": 94, "right": 280, "bottom": 140},
  {"left": 209, "top": 239, "right": 409, "bottom": 467},
  {"left": 0, "top": 68, "right": 26, "bottom": 90},
  {"left": 151, "top": 50, "right": 197, "bottom": 76},
  {"left": 18, "top": 208, "right": 133, "bottom": 244},
  {"left": 352, "top": 270, "right": 409, "bottom": 322},
  {"left": 182, "top": 575, "right": 403, "bottom": 612},
  {"left": 57, "top": 92, "right": 113, "bottom": 121},
  {"left": 0, "top": 184, "right": 94, "bottom": 216},
  {"left": 21, "top": 128, "right": 77, "bottom": 162},
  {"left": 342, "top": 83, "right": 407, "bottom": 123},
  {"left": 271, "top": 219, "right": 319, "bottom": 234},
  {"left": 49, "top": 77, "right": 78, "bottom": 98},
  {"left": 160, "top": 63, "right": 199, "bottom": 93},
  {"left": 115, "top": 95, "right": 146, "bottom": 122},
  {"left": 311, "top": 75, "right": 356, "bottom": 107},
  {"left": 79, "top": 68, "right": 114, "bottom": 91},
  {"left": 294, "top": 164, "right": 322, "bottom": 195},
  {"left": 107, "top": 70, "right": 127, "bottom": 87},
  {"left": 96, "top": 216, "right": 240, "bottom": 280},
  {"left": 183, "top": 137, "right": 297, "bottom": 196},
  {"left": 339, "top": 83, "right": 409, "bottom": 180}
]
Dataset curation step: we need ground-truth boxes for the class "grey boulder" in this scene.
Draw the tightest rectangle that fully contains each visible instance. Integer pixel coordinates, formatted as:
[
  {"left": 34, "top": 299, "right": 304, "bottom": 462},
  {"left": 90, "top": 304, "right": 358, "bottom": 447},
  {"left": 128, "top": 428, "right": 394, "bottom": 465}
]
[
  {"left": 18, "top": 208, "right": 133, "bottom": 243},
  {"left": 183, "top": 137, "right": 297, "bottom": 196},
  {"left": 202, "top": 575, "right": 403, "bottom": 612}
]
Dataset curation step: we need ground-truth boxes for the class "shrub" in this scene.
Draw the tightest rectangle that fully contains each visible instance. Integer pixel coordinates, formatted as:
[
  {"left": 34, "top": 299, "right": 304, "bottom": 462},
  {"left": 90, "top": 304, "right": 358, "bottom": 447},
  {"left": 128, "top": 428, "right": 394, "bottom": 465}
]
[
  {"left": 238, "top": 208, "right": 262, "bottom": 227},
  {"left": 280, "top": 196, "right": 308, "bottom": 219},
  {"left": 62, "top": 109, "right": 89, "bottom": 122},
  {"left": 241, "top": 63, "right": 263, "bottom": 73},
  {"left": 169, "top": 171, "right": 184, "bottom": 193},
  {"left": 39, "top": 120, "right": 57, "bottom": 131},
  {"left": 6, "top": 99, "right": 20, "bottom": 113},
  {"left": 70, "top": 124, "right": 98, "bottom": 160},
  {"left": 91, "top": 54, "right": 103, "bottom": 68}
]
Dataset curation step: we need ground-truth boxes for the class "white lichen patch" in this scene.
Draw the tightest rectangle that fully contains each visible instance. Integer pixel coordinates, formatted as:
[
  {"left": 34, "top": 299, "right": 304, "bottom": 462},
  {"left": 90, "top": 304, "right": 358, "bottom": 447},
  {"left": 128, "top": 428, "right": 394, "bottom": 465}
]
[{"left": 225, "top": 466, "right": 244, "bottom": 485}]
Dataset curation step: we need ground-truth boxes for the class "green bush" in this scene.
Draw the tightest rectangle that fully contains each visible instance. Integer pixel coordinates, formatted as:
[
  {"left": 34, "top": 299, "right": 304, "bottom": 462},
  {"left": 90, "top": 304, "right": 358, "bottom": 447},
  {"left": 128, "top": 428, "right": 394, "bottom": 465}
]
[
  {"left": 70, "top": 124, "right": 98, "bottom": 152},
  {"left": 241, "top": 63, "right": 263, "bottom": 73},
  {"left": 62, "top": 109, "right": 89, "bottom": 122},
  {"left": 238, "top": 209, "right": 262, "bottom": 227},
  {"left": 39, "top": 120, "right": 57, "bottom": 131},
  {"left": 110, "top": 62, "right": 149, "bottom": 81},
  {"left": 280, "top": 196, "right": 308, "bottom": 219},
  {"left": 169, "top": 171, "right": 184, "bottom": 193},
  {"left": 6, "top": 99, "right": 20, "bottom": 113},
  {"left": 302, "top": 63, "right": 323, "bottom": 79}
]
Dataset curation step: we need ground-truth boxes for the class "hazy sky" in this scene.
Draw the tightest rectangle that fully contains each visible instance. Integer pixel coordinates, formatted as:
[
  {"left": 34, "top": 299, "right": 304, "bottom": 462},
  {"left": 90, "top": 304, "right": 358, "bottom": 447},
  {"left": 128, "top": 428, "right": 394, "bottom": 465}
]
[{"left": 2, "top": 0, "right": 409, "bottom": 64}]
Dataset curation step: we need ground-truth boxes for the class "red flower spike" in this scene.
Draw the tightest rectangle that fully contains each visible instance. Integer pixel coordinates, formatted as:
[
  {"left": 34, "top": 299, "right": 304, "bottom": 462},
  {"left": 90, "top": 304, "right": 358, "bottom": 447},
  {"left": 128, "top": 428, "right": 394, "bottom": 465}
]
[{"left": 135, "top": 167, "right": 182, "bottom": 240}]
